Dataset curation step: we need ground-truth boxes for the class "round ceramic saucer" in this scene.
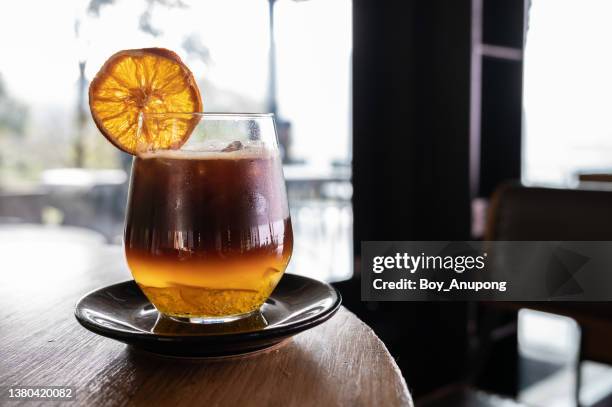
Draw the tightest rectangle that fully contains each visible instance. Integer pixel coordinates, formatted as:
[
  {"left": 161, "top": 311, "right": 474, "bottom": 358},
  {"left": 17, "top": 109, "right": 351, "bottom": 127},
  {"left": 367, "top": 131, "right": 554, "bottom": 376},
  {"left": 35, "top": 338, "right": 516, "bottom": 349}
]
[{"left": 75, "top": 274, "right": 341, "bottom": 358}]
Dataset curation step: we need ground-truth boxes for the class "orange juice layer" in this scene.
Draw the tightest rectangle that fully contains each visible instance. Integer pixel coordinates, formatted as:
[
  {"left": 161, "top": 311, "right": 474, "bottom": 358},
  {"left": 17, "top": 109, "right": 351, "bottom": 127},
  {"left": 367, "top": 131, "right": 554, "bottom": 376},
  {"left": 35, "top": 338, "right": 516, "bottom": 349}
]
[{"left": 126, "top": 252, "right": 290, "bottom": 317}]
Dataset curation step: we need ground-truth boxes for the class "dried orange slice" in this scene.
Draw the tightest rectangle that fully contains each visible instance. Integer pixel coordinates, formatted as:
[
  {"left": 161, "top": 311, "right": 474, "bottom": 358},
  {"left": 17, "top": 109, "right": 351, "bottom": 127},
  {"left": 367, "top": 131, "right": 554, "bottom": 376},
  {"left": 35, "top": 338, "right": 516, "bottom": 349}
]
[{"left": 89, "top": 48, "right": 202, "bottom": 154}]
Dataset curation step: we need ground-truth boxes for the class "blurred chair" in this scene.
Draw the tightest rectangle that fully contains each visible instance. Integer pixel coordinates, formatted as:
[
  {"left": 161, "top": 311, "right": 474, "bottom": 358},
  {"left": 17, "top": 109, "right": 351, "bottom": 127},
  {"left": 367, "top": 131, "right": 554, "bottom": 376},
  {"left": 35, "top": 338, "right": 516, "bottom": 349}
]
[
  {"left": 479, "top": 182, "right": 612, "bottom": 405},
  {"left": 486, "top": 183, "right": 612, "bottom": 240},
  {"left": 0, "top": 191, "right": 47, "bottom": 224},
  {"left": 419, "top": 386, "right": 528, "bottom": 407},
  {"left": 284, "top": 162, "right": 353, "bottom": 283},
  {"left": 41, "top": 168, "right": 128, "bottom": 243},
  {"left": 577, "top": 173, "right": 612, "bottom": 184}
]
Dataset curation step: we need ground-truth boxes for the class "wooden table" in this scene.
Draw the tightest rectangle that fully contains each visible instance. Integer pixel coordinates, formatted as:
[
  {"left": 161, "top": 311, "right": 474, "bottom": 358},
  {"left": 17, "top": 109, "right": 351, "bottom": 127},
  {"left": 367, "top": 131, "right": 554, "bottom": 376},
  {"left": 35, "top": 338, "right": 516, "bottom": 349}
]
[{"left": 0, "top": 225, "right": 411, "bottom": 406}]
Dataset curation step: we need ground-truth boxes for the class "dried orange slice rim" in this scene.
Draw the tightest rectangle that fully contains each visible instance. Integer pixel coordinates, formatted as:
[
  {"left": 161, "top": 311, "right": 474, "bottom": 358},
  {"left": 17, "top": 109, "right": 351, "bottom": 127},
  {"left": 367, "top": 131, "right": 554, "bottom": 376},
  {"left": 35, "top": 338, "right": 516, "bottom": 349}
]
[{"left": 89, "top": 48, "right": 203, "bottom": 155}]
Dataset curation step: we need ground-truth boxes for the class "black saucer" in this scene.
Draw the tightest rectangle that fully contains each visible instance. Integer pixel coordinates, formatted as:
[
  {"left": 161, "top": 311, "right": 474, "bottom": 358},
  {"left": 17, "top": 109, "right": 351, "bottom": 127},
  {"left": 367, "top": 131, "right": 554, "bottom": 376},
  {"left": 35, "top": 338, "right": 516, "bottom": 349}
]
[{"left": 75, "top": 274, "right": 341, "bottom": 358}]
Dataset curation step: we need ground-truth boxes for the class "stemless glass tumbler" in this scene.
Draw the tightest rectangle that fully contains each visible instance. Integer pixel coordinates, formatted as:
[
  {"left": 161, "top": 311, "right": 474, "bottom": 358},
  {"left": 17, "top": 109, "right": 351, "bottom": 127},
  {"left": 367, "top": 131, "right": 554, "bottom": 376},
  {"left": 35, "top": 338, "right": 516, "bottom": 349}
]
[{"left": 124, "top": 113, "right": 293, "bottom": 323}]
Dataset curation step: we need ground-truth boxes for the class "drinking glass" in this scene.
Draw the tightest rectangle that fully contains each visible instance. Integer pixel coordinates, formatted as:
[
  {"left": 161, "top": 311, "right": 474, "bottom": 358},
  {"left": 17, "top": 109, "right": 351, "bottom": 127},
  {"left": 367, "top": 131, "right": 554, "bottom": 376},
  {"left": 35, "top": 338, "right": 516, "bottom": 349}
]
[{"left": 124, "top": 113, "right": 293, "bottom": 323}]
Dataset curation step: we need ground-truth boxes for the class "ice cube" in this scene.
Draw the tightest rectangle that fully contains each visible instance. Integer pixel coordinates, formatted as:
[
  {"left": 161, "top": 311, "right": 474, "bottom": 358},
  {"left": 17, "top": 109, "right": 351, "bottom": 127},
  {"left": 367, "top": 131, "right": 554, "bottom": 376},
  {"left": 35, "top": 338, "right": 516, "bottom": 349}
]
[{"left": 222, "top": 141, "right": 243, "bottom": 152}]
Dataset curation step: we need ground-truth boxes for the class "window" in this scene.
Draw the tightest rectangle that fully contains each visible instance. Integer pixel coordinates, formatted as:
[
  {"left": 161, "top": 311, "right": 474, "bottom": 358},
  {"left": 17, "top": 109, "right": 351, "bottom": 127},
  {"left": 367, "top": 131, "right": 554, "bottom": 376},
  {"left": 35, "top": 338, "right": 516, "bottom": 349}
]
[
  {"left": 0, "top": 0, "right": 353, "bottom": 280},
  {"left": 523, "top": 0, "right": 612, "bottom": 186}
]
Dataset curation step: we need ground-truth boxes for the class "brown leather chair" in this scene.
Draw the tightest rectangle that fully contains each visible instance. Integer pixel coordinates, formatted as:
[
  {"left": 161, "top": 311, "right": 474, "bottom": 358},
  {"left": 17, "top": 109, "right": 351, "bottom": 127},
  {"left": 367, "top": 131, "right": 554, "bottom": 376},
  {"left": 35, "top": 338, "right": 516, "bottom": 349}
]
[
  {"left": 578, "top": 173, "right": 612, "bottom": 183},
  {"left": 481, "top": 182, "right": 612, "bottom": 403},
  {"left": 487, "top": 182, "right": 612, "bottom": 241}
]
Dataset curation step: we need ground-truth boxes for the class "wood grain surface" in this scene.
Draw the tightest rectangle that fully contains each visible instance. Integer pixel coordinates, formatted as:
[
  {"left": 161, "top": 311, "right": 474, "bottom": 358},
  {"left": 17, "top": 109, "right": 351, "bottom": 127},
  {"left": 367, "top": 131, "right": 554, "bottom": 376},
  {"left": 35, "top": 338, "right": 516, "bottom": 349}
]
[{"left": 0, "top": 225, "right": 412, "bottom": 406}]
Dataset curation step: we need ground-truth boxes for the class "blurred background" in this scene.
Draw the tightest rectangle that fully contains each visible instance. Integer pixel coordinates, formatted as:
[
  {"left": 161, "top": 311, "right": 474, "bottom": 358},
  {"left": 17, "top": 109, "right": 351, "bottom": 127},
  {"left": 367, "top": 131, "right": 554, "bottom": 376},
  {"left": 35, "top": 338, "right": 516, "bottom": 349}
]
[
  {"left": 4, "top": 0, "right": 612, "bottom": 406},
  {"left": 0, "top": 0, "right": 353, "bottom": 282}
]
